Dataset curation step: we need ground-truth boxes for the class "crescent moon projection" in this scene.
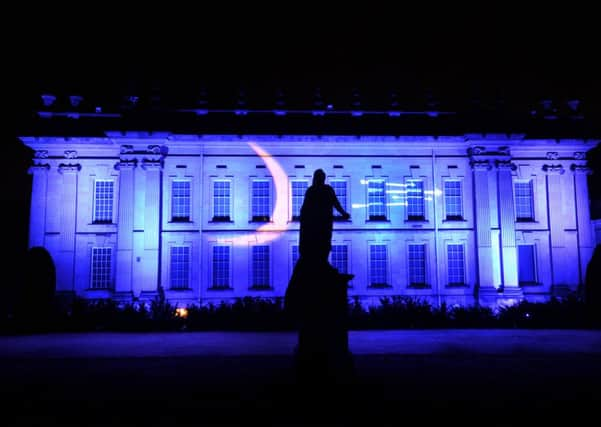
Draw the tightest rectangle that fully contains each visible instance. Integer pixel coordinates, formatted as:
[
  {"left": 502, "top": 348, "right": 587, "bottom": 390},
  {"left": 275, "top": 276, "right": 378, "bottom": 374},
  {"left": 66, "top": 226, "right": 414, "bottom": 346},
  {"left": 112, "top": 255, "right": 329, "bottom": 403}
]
[{"left": 222, "top": 142, "right": 290, "bottom": 245}]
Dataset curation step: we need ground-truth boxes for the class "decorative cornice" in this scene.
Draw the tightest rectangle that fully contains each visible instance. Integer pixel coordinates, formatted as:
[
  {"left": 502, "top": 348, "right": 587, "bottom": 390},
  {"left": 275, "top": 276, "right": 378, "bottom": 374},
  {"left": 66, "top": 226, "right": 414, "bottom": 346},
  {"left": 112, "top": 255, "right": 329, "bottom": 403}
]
[
  {"left": 546, "top": 152, "right": 559, "bottom": 160},
  {"left": 542, "top": 164, "right": 565, "bottom": 174},
  {"left": 495, "top": 160, "right": 517, "bottom": 171},
  {"left": 470, "top": 160, "right": 493, "bottom": 171},
  {"left": 58, "top": 163, "right": 82, "bottom": 173},
  {"left": 64, "top": 150, "right": 78, "bottom": 159},
  {"left": 570, "top": 164, "right": 591, "bottom": 174}
]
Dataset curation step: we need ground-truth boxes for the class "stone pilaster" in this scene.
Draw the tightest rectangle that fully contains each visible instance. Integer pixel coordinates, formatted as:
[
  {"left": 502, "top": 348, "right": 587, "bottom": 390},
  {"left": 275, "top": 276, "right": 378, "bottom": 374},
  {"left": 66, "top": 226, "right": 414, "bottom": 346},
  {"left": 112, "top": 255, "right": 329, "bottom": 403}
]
[
  {"left": 138, "top": 146, "right": 164, "bottom": 297},
  {"left": 471, "top": 158, "right": 496, "bottom": 296},
  {"left": 571, "top": 162, "right": 594, "bottom": 286},
  {"left": 56, "top": 160, "right": 81, "bottom": 293},
  {"left": 27, "top": 151, "right": 50, "bottom": 248},
  {"left": 114, "top": 151, "right": 137, "bottom": 299},
  {"left": 543, "top": 163, "right": 569, "bottom": 294},
  {"left": 496, "top": 160, "right": 521, "bottom": 296}
]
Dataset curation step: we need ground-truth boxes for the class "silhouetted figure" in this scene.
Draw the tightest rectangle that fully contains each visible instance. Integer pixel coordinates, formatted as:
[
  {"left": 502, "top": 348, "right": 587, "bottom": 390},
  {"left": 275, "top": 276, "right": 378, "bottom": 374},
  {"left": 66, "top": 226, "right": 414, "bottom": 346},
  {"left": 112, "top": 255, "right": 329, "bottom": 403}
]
[
  {"left": 285, "top": 169, "right": 354, "bottom": 386},
  {"left": 299, "top": 169, "right": 350, "bottom": 263},
  {"left": 585, "top": 244, "right": 601, "bottom": 328}
]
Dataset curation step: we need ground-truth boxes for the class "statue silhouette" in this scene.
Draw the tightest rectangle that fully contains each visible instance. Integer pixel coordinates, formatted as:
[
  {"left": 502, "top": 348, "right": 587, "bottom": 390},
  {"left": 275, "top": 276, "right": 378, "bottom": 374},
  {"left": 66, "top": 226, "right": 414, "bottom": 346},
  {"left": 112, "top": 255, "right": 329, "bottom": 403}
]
[{"left": 285, "top": 169, "right": 355, "bottom": 385}]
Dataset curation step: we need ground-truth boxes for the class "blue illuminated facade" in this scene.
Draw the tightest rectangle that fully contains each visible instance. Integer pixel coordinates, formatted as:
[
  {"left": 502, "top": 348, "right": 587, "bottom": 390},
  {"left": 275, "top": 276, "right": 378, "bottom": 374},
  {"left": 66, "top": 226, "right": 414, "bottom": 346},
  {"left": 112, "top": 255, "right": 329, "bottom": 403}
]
[{"left": 21, "top": 133, "right": 597, "bottom": 307}]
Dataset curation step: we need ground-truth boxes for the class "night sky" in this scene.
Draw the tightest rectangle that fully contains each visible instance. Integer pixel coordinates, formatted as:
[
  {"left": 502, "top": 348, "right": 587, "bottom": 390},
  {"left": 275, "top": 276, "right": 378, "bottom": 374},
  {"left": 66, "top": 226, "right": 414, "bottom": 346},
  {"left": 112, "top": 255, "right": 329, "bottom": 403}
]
[{"left": 7, "top": 8, "right": 600, "bottom": 270}]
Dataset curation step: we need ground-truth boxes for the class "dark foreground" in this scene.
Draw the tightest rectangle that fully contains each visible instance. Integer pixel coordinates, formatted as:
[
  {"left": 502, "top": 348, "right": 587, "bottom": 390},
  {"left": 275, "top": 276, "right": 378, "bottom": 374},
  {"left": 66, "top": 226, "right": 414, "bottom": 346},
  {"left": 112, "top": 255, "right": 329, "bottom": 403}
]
[{"left": 2, "top": 332, "right": 600, "bottom": 426}]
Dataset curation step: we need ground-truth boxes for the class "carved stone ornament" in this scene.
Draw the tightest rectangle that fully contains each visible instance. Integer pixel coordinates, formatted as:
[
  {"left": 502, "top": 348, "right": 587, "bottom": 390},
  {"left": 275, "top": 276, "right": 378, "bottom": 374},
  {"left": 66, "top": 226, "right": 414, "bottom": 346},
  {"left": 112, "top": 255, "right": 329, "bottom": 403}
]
[
  {"left": 574, "top": 152, "right": 586, "bottom": 160},
  {"left": 120, "top": 145, "right": 135, "bottom": 154},
  {"left": 147, "top": 145, "right": 162, "bottom": 154},
  {"left": 468, "top": 146, "right": 486, "bottom": 156},
  {"left": 34, "top": 150, "right": 49, "bottom": 159},
  {"left": 546, "top": 152, "right": 559, "bottom": 160},
  {"left": 64, "top": 150, "right": 78, "bottom": 159}
]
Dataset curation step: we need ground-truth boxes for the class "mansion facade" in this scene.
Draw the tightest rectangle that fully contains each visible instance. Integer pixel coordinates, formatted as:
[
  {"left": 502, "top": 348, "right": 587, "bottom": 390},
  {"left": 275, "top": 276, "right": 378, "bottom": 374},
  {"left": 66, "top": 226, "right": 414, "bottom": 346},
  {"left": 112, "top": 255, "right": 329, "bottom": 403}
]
[{"left": 21, "top": 133, "right": 597, "bottom": 307}]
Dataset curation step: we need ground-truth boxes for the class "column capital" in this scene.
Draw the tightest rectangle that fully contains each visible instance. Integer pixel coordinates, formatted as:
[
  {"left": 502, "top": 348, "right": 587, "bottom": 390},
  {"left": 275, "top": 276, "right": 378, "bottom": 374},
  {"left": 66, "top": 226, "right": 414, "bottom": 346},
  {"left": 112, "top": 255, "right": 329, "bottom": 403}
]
[
  {"left": 58, "top": 163, "right": 82, "bottom": 174},
  {"left": 141, "top": 158, "right": 163, "bottom": 171},
  {"left": 28, "top": 163, "right": 50, "bottom": 174},
  {"left": 495, "top": 160, "right": 517, "bottom": 172},
  {"left": 114, "top": 159, "right": 138, "bottom": 170},
  {"left": 64, "top": 150, "right": 78, "bottom": 159},
  {"left": 570, "top": 164, "right": 592, "bottom": 174},
  {"left": 542, "top": 164, "right": 565, "bottom": 175},
  {"left": 470, "top": 160, "right": 493, "bottom": 171}
]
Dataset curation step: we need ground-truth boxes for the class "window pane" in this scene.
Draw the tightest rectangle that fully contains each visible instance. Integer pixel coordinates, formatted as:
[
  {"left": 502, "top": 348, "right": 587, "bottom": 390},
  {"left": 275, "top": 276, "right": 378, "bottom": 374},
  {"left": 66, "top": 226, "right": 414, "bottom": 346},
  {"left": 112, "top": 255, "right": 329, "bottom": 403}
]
[
  {"left": 407, "top": 180, "right": 424, "bottom": 220},
  {"left": 368, "top": 180, "right": 386, "bottom": 220},
  {"left": 369, "top": 244, "right": 387, "bottom": 286},
  {"left": 171, "top": 181, "right": 191, "bottom": 221},
  {"left": 91, "top": 247, "right": 112, "bottom": 289},
  {"left": 330, "top": 244, "right": 348, "bottom": 274},
  {"left": 213, "top": 181, "right": 231, "bottom": 221},
  {"left": 212, "top": 246, "right": 230, "bottom": 288},
  {"left": 94, "top": 181, "right": 114, "bottom": 223},
  {"left": 252, "top": 180, "right": 270, "bottom": 221},
  {"left": 444, "top": 181, "right": 463, "bottom": 219},
  {"left": 515, "top": 181, "right": 534, "bottom": 221},
  {"left": 291, "top": 181, "right": 308, "bottom": 220},
  {"left": 291, "top": 245, "right": 299, "bottom": 268},
  {"left": 252, "top": 245, "right": 270, "bottom": 288},
  {"left": 518, "top": 245, "right": 536, "bottom": 284},
  {"left": 331, "top": 180, "right": 347, "bottom": 217},
  {"left": 408, "top": 244, "right": 426, "bottom": 286},
  {"left": 447, "top": 244, "right": 465, "bottom": 285},
  {"left": 170, "top": 246, "right": 190, "bottom": 289}
]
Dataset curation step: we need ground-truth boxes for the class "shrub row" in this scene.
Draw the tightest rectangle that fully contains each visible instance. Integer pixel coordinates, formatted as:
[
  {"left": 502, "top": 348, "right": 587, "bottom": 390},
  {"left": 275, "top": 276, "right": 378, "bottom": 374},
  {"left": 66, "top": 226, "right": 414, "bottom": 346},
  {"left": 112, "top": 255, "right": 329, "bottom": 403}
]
[{"left": 2, "top": 290, "right": 598, "bottom": 334}]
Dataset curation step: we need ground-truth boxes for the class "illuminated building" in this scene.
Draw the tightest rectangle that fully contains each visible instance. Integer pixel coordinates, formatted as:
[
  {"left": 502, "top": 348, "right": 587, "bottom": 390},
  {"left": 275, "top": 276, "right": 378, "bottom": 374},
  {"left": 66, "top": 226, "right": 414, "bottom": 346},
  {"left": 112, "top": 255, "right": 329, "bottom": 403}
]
[{"left": 19, "top": 88, "right": 599, "bottom": 307}]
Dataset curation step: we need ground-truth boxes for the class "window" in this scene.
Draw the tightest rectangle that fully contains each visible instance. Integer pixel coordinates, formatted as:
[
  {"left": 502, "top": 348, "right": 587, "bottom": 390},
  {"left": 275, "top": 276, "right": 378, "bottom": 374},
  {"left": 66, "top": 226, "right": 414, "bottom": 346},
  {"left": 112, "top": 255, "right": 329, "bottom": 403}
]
[
  {"left": 212, "top": 246, "right": 230, "bottom": 289},
  {"left": 447, "top": 244, "right": 465, "bottom": 286},
  {"left": 514, "top": 181, "right": 534, "bottom": 222},
  {"left": 91, "top": 247, "right": 112, "bottom": 289},
  {"left": 93, "top": 180, "right": 114, "bottom": 223},
  {"left": 406, "top": 180, "right": 425, "bottom": 221},
  {"left": 408, "top": 244, "right": 426, "bottom": 287},
  {"left": 251, "top": 180, "right": 271, "bottom": 222},
  {"left": 444, "top": 180, "right": 463, "bottom": 220},
  {"left": 170, "top": 246, "right": 190, "bottom": 289},
  {"left": 368, "top": 179, "right": 387, "bottom": 221},
  {"left": 291, "top": 180, "right": 308, "bottom": 221},
  {"left": 518, "top": 245, "right": 537, "bottom": 285},
  {"left": 251, "top": 245, "right": 270, "bottom": 289},
  {"left": 330, "top": 244, "right": 348, "bottom": 274},
  {"left": 212, "top": 180, "right": 231, "bottom": 221},
  {"left": 330, "top": 180, "right": 348, "bottom": 219},
  {"left": 291, "top": 245, "right": 299, "bottom": 268},
  {"left": 171, "top": 180, "right": 191, "bottom": 222},
  {"left": 369, "top": 244, "right": 388, "bottom": 287}
]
